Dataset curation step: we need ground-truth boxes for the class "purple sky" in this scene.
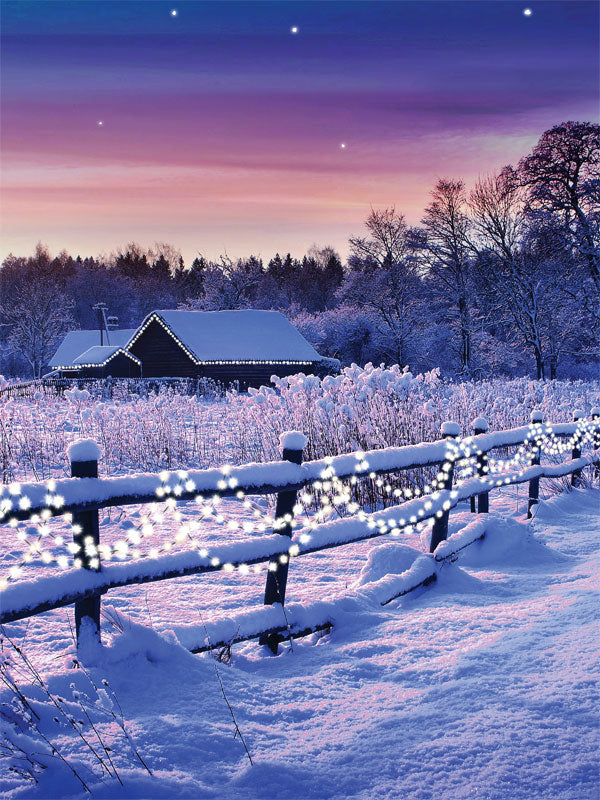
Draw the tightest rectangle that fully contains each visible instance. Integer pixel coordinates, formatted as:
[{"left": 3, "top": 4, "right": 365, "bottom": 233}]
[{"left": 1, "top": 1, "right": 598, "bottom": 264}]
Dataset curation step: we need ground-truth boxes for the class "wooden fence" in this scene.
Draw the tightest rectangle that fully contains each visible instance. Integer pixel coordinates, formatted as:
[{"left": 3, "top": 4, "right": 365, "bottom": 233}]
[
  {"left": 0, "top": 376, "right": 225, "bottom": 400},
  {"left": 0, "top": 411, "right": 598, "bottom": 657}
]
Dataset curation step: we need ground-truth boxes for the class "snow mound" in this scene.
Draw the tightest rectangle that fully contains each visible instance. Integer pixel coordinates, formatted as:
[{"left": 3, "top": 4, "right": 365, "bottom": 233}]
[
  {"left": 458, "top": 515, "right": 571, "bottom": 570},
  {"left": 279, "top": 431, "right": 308, "bottom": 451},
  {"left": 471, "top": 416, "right": 489, "bottom": 431},
  {"left": 67, "top": 438, "right": 101, "bottom": 463},
  {"left": 441, "top": 421, "right": 461, "bottom": 436},
  {"left": 356, "top": 543, "right": 420, "bottom": 586}
]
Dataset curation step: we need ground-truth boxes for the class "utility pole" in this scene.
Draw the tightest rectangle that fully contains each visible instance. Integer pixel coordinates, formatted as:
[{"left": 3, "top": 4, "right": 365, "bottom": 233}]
[
  {"left": 93, "top": 302, "right": 108, "bottom": 345},
  {"left": 92, "top": 303, "right": 119, "bottom": 346}
]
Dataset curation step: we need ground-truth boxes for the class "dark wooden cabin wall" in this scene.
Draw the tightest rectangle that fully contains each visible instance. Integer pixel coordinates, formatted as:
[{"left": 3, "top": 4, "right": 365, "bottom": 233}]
[
  {"left": 75, "top": 354, "right": 141, "bottom": 379},
  {"left": 103, "top": 354, "right": 141, "bottom": 378},
  {"left": 203, "top": 362, "right": 314, "bottom": 389},
  {"left": 129, "top": 317, "right": 316, "bottom": 385},
  {"left": 129, "top": 319, "right": 199, "bottom": 378}
]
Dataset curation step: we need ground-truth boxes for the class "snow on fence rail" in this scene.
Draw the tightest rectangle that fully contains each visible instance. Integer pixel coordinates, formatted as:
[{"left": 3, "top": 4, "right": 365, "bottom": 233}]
[
  {"left": 0, "top": 422, "right": 585, "bottom": 521},
  {"left": 1, "top": 411, "right": 599, "bottom": 657}
]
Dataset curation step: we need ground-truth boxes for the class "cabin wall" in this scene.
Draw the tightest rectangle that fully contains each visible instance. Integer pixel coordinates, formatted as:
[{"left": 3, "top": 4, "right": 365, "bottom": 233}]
[
  {"left": 72, "top": 355, "right": 141, "bottom": 380},
  {"left": 129, "top": 319, "right": 199, "bottom": 378},
  {"left": 103, "top": 354, "right": 141, "bottom": 378},
  {"left": 203, "top": 362, "right": 315, "bottom": 390},
  {"left": 124, "top": 317, "right": 320, "bottom": 386}
]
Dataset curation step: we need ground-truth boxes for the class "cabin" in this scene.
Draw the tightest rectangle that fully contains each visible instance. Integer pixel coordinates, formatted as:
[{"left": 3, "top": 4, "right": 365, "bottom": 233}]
[
  {"left": 48, "top": 329, "right": 138, "bottom": 378},
  {"left": 70, "top": 347, "right": 141, "bottom": 379},
  {"left": 127, "top": 310, "right": 323, "bottom": 387},
  {"left": 48, "top": 310, "right": 330, "bottom": 388}
]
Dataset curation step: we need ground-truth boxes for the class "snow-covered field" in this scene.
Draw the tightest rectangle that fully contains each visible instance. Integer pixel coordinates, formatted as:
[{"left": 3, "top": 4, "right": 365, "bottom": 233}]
[
  {"left": 1, "top": 485, "right": 599, "bottom": 799},
  {"left": 1, "top": 370, "right": 599, "bottom": 799},
  {"left": 2, "top": 367, "right": 599, "bottom": 481}
]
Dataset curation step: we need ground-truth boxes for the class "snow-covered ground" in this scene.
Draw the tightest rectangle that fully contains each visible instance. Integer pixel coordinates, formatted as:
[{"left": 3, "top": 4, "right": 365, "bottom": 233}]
[{"left": 1, "top": 486, "right": 598, "bottom": 799}]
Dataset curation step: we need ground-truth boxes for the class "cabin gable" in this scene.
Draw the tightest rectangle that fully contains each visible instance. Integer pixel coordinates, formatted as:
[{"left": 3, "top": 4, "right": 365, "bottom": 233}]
[{"left": 128, "top": 317, "right": 199, "bottom": 378}]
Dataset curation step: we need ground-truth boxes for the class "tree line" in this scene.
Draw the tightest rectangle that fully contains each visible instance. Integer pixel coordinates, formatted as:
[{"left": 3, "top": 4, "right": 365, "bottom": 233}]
[{"left": 0, "top": 121, "right": 598, "bottom": 380}]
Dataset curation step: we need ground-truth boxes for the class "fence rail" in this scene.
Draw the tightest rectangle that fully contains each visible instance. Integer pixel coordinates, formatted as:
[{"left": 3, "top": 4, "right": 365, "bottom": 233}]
[
  {"left": 0, "top": 376, "right": 226, "bottom": 401},
  {"left": 1, "top": 411, "right": 599, "bottom": 657},
  {"left": 0, "top": 422, "right": 582, "bottom": 522}
]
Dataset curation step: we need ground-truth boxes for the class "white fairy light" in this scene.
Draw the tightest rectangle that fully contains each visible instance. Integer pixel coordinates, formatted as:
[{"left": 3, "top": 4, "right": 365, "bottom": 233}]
[{"left": 1, "top": 416, "right": 598, "bottom": 591}]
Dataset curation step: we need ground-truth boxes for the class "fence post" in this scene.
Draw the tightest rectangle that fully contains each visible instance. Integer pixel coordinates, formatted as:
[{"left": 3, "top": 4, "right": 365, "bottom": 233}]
[
  {"left": 69, "top": 440, "right": 102, "bottom": 652},
  {"left": 592, "top": 407, "right": 600, "bottom": 482},
  {"left": 570, "top": 409, "right": 584, "bottom": 488},
  {"left": 430, "top": 422, "right": 459, "bottom": 553},
  {"left": 527, "top": 410, "right": 543, "bottom": 519},
  {"left": 470, "top": 417, "right": 489, "bottom": 514},
  {"left": 259, "top": 431, "right": 306, "bottom": 655}
]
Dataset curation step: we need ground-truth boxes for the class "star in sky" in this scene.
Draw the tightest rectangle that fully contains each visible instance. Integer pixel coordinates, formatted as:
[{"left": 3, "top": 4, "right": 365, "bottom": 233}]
[
  {"left": 171, "top": 9, "right": 178, "bottom": 17},
  {"left": 340, "top": 142, "right": 347, "bottom": 149},
  {"left": 290, "top": 26, "right": 298, "bottom": 34},
  {"left": 97, "top": 120, "right": 103, "bottom": 126},
  {"left": 523, "top": 8, "right": 532, "bottom": 16}
]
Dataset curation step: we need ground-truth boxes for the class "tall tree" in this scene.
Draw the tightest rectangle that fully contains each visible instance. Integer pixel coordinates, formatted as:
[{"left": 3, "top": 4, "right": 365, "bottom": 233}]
[
  {"left": 112, "top": 243, "right": 151, "bottom": 282},
  {"left": 151, "top": 253, "right": 172, "bottom": 281},
  {"left": 469, "top": 169, "right": 559, "bottom": 379},
  {"left": 418, "top": 179, "right": 478, "bottom": 375},
  {"left": 345, "top": 208, "right": 428, "bottom": 367},
  {"left": 518, "top": 121, "right": 600, "bottom": 293},
  {"left": 349, "top": 207, "right": 408, "bottom": 268},
  {"left": 0, "top": 277, "right": 74, "bottom": 377}
]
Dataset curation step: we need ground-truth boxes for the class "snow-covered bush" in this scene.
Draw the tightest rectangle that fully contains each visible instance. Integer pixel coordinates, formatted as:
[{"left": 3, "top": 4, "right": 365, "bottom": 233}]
[
  {"left": 226, "top": 365, "right": 600, "bottom": 462},
  {"left": 0, "top": 368, "right": 598, "bottom": 482}
]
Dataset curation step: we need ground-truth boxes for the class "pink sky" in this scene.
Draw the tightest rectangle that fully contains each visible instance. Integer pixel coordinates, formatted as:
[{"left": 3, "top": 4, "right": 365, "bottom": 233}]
[{"left": 2, "top": 1, "right": 598, "bottom": 264}]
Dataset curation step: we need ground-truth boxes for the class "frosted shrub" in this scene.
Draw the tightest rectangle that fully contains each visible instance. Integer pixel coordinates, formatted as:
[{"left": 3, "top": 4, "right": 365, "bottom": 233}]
[
  {"left": 224, "top": 364, "right": 600, "bottom": 463},
  {"left": 0, "top": 368, "right": 598, "bottom": 482}
]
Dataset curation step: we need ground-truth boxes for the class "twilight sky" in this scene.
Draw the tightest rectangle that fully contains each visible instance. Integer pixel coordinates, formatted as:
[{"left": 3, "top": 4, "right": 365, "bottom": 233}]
[{"left": 1, "top": 0, "right": 598, "bottom": 265}]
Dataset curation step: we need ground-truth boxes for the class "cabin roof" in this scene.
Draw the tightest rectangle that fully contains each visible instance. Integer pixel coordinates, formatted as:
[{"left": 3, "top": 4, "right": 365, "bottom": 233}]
[
  {"left": 49, "top": 330, "right": 137, "bottom": 368},
  {"left": 73, "top": 346, "right": 141, "bottom": 366},
  {"left": 129, "top": 310, "right": 321, "bottom": 362}
]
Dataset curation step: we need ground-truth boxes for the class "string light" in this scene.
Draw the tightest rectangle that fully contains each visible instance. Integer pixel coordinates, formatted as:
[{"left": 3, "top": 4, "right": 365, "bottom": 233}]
[
  {"left": 123, "top": 313, "right": 314, "bottom": 367},
  {"left": 55, "top": 348, "right": 141, "bottom": 372},
  {"left": 0, "top": 417, "right": 598, "bottom": 591}
]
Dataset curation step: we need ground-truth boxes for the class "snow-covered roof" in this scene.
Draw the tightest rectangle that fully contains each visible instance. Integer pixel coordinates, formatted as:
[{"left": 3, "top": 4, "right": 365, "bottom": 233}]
[
  {"left": 49, "top": 330, "right": 137, "bottom": 368},
  {"left": 128, "top": 310, "right": 322, "bottom": 363},
  {"left": 73, "top": 346, "right": 141, "bottom": 367}
]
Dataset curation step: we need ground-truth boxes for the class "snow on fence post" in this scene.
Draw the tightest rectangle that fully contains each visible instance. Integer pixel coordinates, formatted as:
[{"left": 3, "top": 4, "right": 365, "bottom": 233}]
[
  {"left": 527, "top": 410, "right": 543, "bottom": 518},
  {"left": 259, "top": 431, "right": 306, "bottom": 655},
  {"left": 69, "top": 439, "right": 102, "bottom": 651},
  {"left": 429, "top": 422, "right": 459, "bottom": 553},
  {"left": 470, "top": 417, "right": 489, "bottom": 514},
  {"left": 570, "top": 410, "right": 585, "bottom": 488},
  {"left": 592, "top": 407, "right": 600, "bottom": 482}
]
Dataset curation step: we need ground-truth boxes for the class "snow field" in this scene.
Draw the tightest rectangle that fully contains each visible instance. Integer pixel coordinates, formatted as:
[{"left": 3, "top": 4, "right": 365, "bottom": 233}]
[
  {"left": 1, "top": 488, "right": 599, "bottom": 799},
  {"left": 1, "top": 370, "right": 599, "bottom": 798},
  {"left": 2, "top": 368, "right": 598, "bottom": 483}
]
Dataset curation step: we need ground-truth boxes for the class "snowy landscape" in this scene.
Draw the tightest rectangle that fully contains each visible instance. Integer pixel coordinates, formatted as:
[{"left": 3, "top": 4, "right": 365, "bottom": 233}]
[
  {"left": 1, "top": 1, "right": 599, "bottom": 798},
  {"left": 1, "top": 487, "right": 599, "bottom": 800},
  {"left": 1, "top": 371, "right": 599, "bottom": 798}
]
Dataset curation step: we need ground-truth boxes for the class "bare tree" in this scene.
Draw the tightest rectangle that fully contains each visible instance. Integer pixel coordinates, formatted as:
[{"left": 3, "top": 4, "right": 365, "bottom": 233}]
[
  {"left": 0, "top": 279, "right": 74, "bottom": 378},
  {"left": 344, "top": 207, "right": 430, "bottom": 366},
  {"left": 340, "top": 262, "right": 427, "bottom": 367},
  {"left": 184, "top": 254, "right": 264, "bottom": 310},
  {"left": 419, "top": 179, "right": 477, "bottom": 375},
  {"left": 349, "top": 207, "right": 409, "bottom": 268},
  {"left": 468, "top": 169, "right": 549, "bottom": 378},
  {"left": 518, "top": 121, "right": 600, "bottom": 293},
  {"left": 146, "top": 242, "right": 183, "bottom": 275}
]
